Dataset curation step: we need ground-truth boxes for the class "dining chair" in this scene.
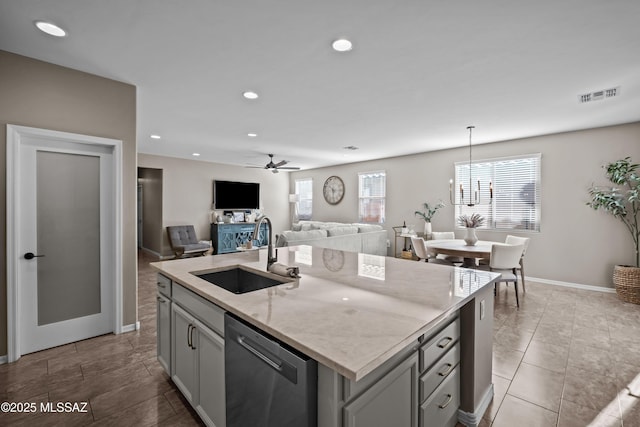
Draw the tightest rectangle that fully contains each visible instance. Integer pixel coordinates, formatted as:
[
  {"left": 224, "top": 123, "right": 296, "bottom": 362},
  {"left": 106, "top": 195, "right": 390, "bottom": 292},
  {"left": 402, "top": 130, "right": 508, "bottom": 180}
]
[
  {"left": 477, "top": 243, "right": 525, "bottom": 307},
  {"left": 505, "top": 235, "right": 530, "bottom": 293},
  {"left": 411, "top": 236, "right": 455, "bottom": 265},
  {"left": 431, "top": 231, "right": 455, "bottom": 240},
  {"left": 411, "top": 236, "right": 429, "bottom": 262},
  {"left": 478, "top": 235, "right": 530, "bottom": 292},
  {"left": 428, "top": 231, "right": 463, "bottom": 264}
]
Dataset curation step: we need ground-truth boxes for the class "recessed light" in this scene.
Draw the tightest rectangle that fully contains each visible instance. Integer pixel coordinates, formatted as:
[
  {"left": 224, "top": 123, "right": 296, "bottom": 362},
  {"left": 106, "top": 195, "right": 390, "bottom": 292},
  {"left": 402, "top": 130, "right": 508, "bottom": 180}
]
[
  {"left": 150, "top": 134, "right": 161, "bottom": 139},
  {"left": 332, "top": 39, "right": 353, "bottom": 52},
  {"left": 243, "top": 91, "right": 259, "bottom": 100},
  {"left": 247, "top": 133, "right": 257, "bottom": 137},
  {"left": 35, "top": 21, "right": 67, "bottom": 37},
  {"left": 192, "top": 153, "right": 201, "bottom": 157}
]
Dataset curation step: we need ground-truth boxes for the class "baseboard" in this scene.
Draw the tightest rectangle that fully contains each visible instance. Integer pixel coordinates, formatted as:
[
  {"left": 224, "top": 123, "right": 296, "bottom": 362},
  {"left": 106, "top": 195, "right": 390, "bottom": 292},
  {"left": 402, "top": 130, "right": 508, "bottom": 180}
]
[
  {"left": 0, "top": 354, "right": 7, "bottom": 365},
  {"left": 121, "top": 321, "right": 141, "bottom": 333},
  {"left": 458, "top": 383, "right": 494, "bottom": 427},
  {"left": 139, "top": 246, "right": 174, "bottom": 260},
  {"left": 527, "top": 276, "right": 616, "bottom": 293}
]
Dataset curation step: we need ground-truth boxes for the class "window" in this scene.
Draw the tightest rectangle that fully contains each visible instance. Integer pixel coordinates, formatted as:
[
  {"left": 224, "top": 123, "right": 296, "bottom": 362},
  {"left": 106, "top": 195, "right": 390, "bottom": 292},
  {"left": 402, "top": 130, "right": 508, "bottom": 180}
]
[
  {"left": 294, "top": 178, "right": 313, "bottom": 221},
  {"left": 358, "top": 171, "right": 386, "bottom": 223},
  {"left": 453, "top": 154, "right": 541, "bottom": 231}
]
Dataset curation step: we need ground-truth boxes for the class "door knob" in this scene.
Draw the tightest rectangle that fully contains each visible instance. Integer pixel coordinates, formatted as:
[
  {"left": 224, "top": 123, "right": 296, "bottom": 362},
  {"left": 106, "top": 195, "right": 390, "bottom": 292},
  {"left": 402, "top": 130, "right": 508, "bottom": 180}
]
[{"left": 24, "top": 252, "right": 45, "bottom": 260}]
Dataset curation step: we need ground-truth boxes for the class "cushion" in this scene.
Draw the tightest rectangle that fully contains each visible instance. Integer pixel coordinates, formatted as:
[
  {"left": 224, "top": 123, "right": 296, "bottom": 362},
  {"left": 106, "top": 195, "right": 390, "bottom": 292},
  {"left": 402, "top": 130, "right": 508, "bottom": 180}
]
[
  {"left": 354, "top": 224, "right": 383, "bottom": 233},
  {"left": 281, "top": 229, "right": 328, "bottom": 242},
  {"left": 291, "top": 223, "right": 302, "bottom": 231},
  {"left": 326, "top": 226, "right": 358, "bottom": 237}
]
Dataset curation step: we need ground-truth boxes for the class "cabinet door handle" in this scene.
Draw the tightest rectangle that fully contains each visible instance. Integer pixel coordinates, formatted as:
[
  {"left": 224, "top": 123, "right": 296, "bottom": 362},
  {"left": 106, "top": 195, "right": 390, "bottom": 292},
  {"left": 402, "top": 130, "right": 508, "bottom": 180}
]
[
  {"left": 157, "top": 296, "right": 166, "bottom": 303},
  {"left": 157, "top": 282, "right": 166, "bottom": 288},
  {"left": 437, "top": 336, "right": 453, "bottom": 349},
  {"left": 190, "top": 324, "right": 196, "bottom": 350},
  {"left": 438, "top": 394, "right": 453, "bottom": 409},
  {"left": 438, "top": 363, "right": 454, "bottom": 377},
  {"left": 187, "top": 324, "right": 193, "bottom": 348}
]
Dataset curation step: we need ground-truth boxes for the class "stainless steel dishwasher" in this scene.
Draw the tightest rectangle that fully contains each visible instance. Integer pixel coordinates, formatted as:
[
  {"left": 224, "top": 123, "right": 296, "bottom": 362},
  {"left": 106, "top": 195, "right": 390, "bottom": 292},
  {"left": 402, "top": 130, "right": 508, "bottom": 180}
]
[{"left": 225, "top": 313, "right": 317, "bottom": 427}]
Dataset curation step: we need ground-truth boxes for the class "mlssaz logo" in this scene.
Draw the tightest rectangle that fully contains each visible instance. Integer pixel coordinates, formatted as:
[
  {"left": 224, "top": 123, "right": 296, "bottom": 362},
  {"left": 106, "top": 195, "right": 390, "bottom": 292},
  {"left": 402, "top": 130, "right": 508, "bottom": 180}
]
[{"left": 40, "top": 402, "right": 89, "bottom": 413}]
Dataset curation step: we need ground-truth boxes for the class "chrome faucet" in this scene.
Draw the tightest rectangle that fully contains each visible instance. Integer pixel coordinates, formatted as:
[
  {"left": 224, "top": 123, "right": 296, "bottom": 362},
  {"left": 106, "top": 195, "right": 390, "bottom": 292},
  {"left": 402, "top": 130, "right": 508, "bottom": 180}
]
[{"left": 253, "top": 215, "right": 277, "bottom": 268}]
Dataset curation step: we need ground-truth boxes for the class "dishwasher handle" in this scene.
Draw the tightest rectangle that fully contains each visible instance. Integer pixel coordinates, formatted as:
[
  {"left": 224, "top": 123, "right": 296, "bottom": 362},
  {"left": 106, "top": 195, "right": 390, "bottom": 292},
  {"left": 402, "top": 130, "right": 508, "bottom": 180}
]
[{"left": 238, "top": 335, "right": 283, "bottom": 372}]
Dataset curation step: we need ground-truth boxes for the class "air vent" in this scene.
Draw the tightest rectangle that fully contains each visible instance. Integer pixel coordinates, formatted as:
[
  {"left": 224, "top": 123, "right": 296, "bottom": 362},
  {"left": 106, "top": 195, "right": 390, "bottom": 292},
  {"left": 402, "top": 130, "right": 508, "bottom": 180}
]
[
  {"left": 578, "top": 86, "right": 620, "bottom": 103},
  {"left": 343, "top": 145, "right": 359, "bottom": 150}
]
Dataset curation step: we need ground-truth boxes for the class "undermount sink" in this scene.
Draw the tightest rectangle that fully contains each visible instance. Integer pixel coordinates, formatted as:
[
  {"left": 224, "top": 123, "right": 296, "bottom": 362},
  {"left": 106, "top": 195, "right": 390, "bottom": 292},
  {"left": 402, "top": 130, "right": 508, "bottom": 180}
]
[{"left": 193, "top": 266, "right": 291, "bottom": 294}]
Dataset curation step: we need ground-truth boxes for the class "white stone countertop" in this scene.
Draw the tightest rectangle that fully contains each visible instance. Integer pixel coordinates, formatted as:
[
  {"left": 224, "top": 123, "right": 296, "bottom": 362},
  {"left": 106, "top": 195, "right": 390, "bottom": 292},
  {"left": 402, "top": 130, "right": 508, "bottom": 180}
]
[{"left": 151, "top": 245, "right": 499, "bottom": 381}]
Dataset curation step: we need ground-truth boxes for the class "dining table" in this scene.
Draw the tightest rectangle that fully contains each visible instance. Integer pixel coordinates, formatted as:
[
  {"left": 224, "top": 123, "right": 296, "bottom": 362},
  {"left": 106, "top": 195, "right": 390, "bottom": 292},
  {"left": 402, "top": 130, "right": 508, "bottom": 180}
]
[{"left": 424, "top": 239, "right": 495, "bottom": 267}]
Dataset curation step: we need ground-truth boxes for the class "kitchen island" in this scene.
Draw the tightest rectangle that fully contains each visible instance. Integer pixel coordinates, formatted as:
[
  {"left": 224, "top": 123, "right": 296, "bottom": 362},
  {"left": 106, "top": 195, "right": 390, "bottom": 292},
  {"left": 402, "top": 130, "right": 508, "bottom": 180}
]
[{"left": 152, "top": 245, "right": 500, "bottom": 427}]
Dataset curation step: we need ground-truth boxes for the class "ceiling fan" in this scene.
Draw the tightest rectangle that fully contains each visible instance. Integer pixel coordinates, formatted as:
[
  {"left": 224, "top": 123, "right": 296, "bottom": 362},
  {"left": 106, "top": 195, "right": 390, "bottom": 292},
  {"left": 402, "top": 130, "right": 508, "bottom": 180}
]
[{"left": 247, "top": 154, "right": 300, "bottom": 173}]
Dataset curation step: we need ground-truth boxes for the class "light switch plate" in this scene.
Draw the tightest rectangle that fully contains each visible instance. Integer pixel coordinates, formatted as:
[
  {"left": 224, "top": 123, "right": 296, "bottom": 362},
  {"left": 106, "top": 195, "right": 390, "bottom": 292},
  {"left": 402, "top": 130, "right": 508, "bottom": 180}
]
[{"left": 480, "top": 299, "right": 485, "bottom": 320}]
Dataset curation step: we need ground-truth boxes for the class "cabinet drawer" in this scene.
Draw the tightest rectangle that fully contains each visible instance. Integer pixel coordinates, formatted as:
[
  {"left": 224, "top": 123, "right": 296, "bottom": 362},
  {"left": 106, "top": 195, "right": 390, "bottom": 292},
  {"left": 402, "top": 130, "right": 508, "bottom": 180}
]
[
  {"left": 173, "top": 283, "right": 225, "bottom": 336},
  {"left": 419, "top": 365, "right": 460, "bottom": 427},
  {"left": 157, "top": 274, "right": 172, "bottom": 297},
  {"left": 419, "top": 342, "right": 460, "bottom": 403},
  {"left": 419, "top": 317, "right": 460, "bottom": 372}
]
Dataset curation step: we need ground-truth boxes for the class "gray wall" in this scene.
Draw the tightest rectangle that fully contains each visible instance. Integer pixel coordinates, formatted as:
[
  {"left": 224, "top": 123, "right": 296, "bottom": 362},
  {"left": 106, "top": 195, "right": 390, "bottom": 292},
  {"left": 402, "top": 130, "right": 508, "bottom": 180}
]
[
  {"left": 137, "top": 153, "right": 291, "bottom": 257},
  {"left": 0, "top": 50, "right": 138, "bottom": 356},
  {"left": 290, "top": 122, "right": 640, "bottom": 289}
]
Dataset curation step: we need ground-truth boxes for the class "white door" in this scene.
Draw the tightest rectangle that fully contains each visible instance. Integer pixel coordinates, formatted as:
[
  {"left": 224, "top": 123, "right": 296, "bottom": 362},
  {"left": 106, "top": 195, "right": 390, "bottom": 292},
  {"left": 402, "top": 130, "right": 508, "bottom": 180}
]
[{"left": 7, "top": 125, "right": 121, "bottom": 358}]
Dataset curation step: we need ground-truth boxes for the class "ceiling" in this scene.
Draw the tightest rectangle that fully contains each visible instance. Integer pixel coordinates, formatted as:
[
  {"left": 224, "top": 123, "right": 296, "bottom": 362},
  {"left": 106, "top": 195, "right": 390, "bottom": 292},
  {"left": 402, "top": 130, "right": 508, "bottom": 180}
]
[{"left": 1, "top": 0, "right": 639, "bottom": 170}]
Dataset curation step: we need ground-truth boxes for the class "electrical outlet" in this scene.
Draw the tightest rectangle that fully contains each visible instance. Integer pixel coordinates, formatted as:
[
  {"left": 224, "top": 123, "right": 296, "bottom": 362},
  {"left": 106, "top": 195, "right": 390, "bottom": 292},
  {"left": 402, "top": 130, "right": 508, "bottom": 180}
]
[
  {"left": 480, "top": 299, "right": 485, "bottom": 320},
  {"left": 386, "top": 239, "right": 391, "bottom": 248}
]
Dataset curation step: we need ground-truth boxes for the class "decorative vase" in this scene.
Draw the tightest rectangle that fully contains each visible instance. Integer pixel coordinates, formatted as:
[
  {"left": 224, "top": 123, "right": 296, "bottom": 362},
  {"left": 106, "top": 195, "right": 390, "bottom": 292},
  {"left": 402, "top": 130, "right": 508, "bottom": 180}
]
[
  {"left": 464, "top": 227, "right": 478, "bottom": 246},
  {"left": 424, "top": 222, "right": 432, "bottom": 239},
  {"left": 613, "top": 265, "right": 640, "bottom": 305}
]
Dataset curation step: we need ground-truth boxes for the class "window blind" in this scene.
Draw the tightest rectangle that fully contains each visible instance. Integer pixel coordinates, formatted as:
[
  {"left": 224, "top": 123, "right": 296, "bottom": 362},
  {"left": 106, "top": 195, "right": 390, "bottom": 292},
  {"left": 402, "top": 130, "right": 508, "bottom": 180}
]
[
  {"left": 358, "top": 171, "right": 386, "bottom": 223},
  {"left": 454, "top": 154, "right": 541, "bottom": 231}
]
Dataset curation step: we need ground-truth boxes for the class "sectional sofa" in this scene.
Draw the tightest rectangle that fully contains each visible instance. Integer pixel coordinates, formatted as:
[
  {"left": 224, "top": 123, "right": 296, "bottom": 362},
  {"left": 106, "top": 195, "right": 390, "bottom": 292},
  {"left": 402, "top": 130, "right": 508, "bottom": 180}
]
[{"left": 275, "top": 221, "right": 388, "bottom": 256}]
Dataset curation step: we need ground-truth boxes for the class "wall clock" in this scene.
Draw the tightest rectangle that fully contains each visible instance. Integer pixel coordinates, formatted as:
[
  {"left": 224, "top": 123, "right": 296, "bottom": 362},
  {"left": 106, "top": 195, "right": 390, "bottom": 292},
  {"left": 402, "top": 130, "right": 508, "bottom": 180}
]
[
  {"left": 322, "top": 249, "right": 345, "bottom": 272},
  {"left": 323, "top": 175, "right": 345, "bottom": 205}
]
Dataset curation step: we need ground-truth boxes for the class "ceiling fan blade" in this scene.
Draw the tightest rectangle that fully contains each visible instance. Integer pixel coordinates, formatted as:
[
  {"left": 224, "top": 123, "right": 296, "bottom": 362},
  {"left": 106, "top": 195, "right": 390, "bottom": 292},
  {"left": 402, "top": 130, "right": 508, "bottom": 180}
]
[
  {"left": 272, "top": 168, "right": 279, "bottom": 174},
  {"left": 277, "top": 166, "right": 301, "bottom": 170},
  {"left": 273, "top": 160, "right": 287, "bottom": 168}
]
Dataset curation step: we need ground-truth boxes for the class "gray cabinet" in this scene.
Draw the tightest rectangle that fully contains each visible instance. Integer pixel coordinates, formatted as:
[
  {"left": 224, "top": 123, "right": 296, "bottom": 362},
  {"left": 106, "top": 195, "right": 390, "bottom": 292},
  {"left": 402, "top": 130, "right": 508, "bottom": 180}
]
[
  {"left": 317, "top": 312, "right": 461, "bottom": 427},
  {"left": 343, "top": 353, "right": 419, "bottom": 427},
  {"left": 172, "top": 304, "right": 197, "bottom": 403},
  {"left": 156, "top": 293, "right": 171, "bottom": 373},
  {"left": 157, "top": 274, "right": 172, "bottom": 374},
  {"left": 418, "top": 316, "right": 460, "bottom": 427},
  {"left": 419, "top": 366, "right": 460, "bottom": 427},
  {"left": 169, "top": 283, "right": 226, "bottom": 427},
  {"left": 195, "top": 318, "right": 226, "bottom": 427}
]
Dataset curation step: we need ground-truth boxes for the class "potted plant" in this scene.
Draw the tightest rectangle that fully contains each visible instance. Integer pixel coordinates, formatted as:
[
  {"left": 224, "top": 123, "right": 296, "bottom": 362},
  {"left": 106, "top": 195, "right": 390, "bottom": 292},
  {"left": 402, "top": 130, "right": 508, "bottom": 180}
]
[
  {"left": 415, "top": 201, "right": 445, "bottom": 237},
  {"left": 457, "top": 213, "right": 485, "bottom": 246},
  {"left": 587, "top": 157, "right": 640, "bottom": 304}
]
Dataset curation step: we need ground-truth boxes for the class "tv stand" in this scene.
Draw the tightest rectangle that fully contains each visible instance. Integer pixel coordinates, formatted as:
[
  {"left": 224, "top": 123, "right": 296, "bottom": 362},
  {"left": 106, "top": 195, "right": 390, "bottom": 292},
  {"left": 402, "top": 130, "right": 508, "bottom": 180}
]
[{"left": 210, "top": 222, "right": 269, "bottom": 254}]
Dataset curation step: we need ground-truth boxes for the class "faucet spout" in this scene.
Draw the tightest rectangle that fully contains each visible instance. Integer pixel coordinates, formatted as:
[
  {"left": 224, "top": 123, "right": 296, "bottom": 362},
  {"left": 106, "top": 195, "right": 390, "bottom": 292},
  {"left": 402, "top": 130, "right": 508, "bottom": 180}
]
[{"left": 253, "top": 215, "right": 277, "bottom": 268}]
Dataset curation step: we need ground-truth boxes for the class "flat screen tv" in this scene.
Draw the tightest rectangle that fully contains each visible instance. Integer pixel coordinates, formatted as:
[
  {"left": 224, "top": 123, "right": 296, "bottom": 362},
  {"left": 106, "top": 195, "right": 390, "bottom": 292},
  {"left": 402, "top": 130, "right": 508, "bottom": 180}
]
[{"left": 213, "top": 180, "right": 260, "bottom": 210}]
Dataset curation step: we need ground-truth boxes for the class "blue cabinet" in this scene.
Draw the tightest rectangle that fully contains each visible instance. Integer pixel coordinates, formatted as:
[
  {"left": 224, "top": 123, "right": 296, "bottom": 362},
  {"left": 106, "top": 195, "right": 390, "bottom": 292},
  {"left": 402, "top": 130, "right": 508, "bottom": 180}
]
[{"left": 210, "top": 223, "right": 269, "bottom": 254}]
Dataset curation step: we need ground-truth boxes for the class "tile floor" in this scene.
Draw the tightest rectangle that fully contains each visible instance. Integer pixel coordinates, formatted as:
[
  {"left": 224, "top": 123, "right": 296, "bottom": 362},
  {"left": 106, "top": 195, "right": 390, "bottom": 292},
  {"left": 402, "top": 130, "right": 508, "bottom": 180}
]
[
  {"left": 485, "top": 280, "right": 640, "bottom": 426},
  {"left": 1, "top": 252, "right": 639, "bottom": 426}
]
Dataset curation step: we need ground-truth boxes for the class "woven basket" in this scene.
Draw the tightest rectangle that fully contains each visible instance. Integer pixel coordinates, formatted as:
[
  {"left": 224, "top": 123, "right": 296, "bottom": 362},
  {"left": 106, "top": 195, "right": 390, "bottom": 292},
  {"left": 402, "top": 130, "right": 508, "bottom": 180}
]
[{"left": 613, "top": 265, "right": 640, "bottom": 305}]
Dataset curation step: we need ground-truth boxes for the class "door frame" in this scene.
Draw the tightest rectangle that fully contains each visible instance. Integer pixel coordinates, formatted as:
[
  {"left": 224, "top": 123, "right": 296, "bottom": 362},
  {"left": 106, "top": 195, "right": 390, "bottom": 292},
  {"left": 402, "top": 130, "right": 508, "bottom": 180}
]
[{"left": 6, "top": 124, "right": 123, "bottom": 362}]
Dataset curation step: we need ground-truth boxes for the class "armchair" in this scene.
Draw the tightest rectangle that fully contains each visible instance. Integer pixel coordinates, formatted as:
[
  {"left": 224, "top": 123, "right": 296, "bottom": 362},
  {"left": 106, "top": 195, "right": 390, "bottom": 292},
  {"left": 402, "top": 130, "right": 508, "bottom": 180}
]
[{"left": 167, "top": 225, "right": 210, "bottom": 258}]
